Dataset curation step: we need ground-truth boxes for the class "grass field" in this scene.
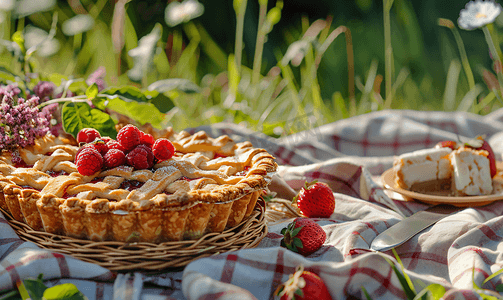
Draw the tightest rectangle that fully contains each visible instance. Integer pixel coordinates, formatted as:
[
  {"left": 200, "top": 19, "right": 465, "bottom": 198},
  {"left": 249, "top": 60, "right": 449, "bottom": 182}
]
[{"left": 1, "top": 0, "right": 503, "bottom": 137}]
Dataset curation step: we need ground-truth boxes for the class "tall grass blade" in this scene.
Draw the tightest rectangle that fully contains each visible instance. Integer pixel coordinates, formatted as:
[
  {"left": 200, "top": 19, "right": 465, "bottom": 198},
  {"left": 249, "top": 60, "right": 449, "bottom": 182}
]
[
  {"left": 361, "top": 286, "right": 373, "bottom": 300},
  {"left": 482, "top": 26, "right": 503, "bottom": 99},
  {"left": 192, "top": 23, "right": 227, "bottom": 70},
  {"left": 383, "top": 0, "right": 394, "bottom": 109},
  {"left": 482, "top": 266, "right": 503, "bottom": 287},
  {"left": 392, "top": 248, "right": 417, "bottom": 295},
  {"left": 412, "top": 284, "right": 445, "bottom": 300},
  {"left": 316, "top": 25, "right": 354, "bottom": 113},
  {"left": 443, "top": 60, "right": 461, "bottom": 111},
  {"left": 457, "top": 84, "right": 483, "bottom": 112},
  {"left": 438, "top": 18, "right": 475, "bottom": 89},
  {"left": 381, "top": 253, "right": 416, "bottom": 300},
  {"left": 332, "top": 91, "right": 349, "bottom": 120},
  {"left": 472, "top": 91, "right": 495, "bottom": 114},
  {"left": 233, "top": 0, "right": 248, "bottom": 75}
]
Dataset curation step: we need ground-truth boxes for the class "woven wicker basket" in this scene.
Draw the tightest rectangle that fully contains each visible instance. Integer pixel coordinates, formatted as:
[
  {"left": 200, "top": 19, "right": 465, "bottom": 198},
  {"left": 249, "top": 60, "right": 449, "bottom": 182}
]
[{"left": 0, "top": 199, "right": 268, "bottom": 273}]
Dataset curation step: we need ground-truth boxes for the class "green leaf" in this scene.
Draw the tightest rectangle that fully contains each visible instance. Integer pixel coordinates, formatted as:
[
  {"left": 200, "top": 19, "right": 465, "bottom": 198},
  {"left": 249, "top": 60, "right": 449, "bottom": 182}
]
[
  {"left": 62, "top": 102, "right": 117, "bottom": 139},
  {"left": 12, "top": 31, "right": 26, "bottom": 54},
  {"left": 148, "top": 78, "right": 201, "bottom": 94},
  {"left": 23, "top": 277, "right": 47, "bottom": 300},
  {"left": 101, "top": 86, "right": 175, "bottom": 114},
  {"left": 16, "top": 281, "right": 30, "bottom": 300},
  {"left": 361, "top": 286, "right": 373, "bottom": 300},
  {"left": 102, "top": 96, "right": 164, "bottom": 128},
  {"left": 86, "top": 83, "right": 99, "bottom": 100},
  {"left": 412, "top": 284, "right": 445, "bottom": 300},
  {"left": 383, "top": 256, "right": 416, "bottom": 300},
  {"left": 102, "top": 85, "right": 148, "bottom": 102},
  {"left": 91, "top": 98, "right": 107, "bottom": 111},
  {"left": 47, "top": 73, "right": 69, "bottom": 87},
  {"left": 0, "top": 66, "right": 18, "bottom": 83},
  {"left": 153, "top": 47, "right": 170, "bottom": 77},
  {"left": 392, "top": 248, "right": 416, "bottom": 294},
  {"left": 293, "top": 237, "right": 303, "bottom": 249},
  {"left": 291, "top": 226, "right": 303, "bottom": 237},
  {"left": 294, "top": 288, "right": 303, "bottom": 297},
  {"left": 483, "top": 267, "right": 503, "bottom": 287},
  {"left": 146, "top": 92, "right": 175, "bottom": 114},
  {"left": 60, "top": 78, "right": 87, "bottom": 97},
  {"left": 42, "top": 283, "right": 86, "bottom": 300}
]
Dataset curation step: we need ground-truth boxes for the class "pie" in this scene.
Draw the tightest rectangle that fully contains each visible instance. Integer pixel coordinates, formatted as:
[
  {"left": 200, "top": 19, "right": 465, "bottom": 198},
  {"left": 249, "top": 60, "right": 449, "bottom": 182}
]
[
  {"left": 393, "top": 145, "right": 493, "bottom": 196},
  {"left": 0, "top": 127, "right": 277, "bottom": 242}
]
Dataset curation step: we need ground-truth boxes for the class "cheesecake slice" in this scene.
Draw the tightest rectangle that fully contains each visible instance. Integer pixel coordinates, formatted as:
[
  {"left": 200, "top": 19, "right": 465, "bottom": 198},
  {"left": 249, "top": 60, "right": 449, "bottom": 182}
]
[
  {"left": 450, "top": 147, "right": 493, "bottom": 196},
  {"left": 393, "top": 147, "right": 453, "bottom": 191}
]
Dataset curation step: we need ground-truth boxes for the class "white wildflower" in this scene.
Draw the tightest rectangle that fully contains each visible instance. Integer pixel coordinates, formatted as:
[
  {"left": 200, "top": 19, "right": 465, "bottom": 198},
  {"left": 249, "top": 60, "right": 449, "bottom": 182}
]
[{"left": 458, "top": 0, "right": 502, "bottom": 30}]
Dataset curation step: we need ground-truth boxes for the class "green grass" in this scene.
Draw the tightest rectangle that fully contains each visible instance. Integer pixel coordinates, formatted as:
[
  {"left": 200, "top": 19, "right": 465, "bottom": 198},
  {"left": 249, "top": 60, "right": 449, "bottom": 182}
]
[{"left": 0, "top": 0, "right": 503, "bottom": 136}]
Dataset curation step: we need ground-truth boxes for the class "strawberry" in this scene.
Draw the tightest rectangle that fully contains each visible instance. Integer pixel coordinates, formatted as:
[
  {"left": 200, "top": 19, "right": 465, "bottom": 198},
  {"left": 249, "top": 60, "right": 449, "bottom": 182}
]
[
  {"left": 465, "top": 136, "right": 497, "bottom": 177},
  {"left": 275, "top": 265, "right": 333, "bottom": 300},
  {"left": 280, "top": 218, "right": 326, "bottom": 256},
  {"left": 435, "top": 140, "right": 458, "bottom": 150},
  {"left": 294, "top": 181, "right": 335, "bottom": 218}
]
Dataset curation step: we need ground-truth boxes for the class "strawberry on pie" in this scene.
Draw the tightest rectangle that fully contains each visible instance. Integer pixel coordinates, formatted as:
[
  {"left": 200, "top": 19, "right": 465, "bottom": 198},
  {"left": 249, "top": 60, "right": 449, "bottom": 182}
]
[{"left": 0, "top": 125, "right": 277, "bottom": 243}]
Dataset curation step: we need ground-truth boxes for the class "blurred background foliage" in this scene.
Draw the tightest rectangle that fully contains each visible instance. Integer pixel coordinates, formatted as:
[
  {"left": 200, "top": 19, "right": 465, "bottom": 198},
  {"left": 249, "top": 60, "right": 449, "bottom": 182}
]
[{"left": 0, "top": 0, "right": 501, "bottom": 136}]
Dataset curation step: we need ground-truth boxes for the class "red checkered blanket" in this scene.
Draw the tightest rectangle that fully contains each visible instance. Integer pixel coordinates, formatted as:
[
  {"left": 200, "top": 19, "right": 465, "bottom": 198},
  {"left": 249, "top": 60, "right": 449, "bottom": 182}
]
[{"left": 3, "top": 109, "right": 503, "bottom": 299}]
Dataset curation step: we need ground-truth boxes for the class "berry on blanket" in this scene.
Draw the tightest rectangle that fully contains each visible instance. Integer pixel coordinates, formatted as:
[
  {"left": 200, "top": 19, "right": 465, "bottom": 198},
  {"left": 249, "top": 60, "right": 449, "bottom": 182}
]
[
  {"left": 280, "top": 218, "right": 326, "bottom": 256},
  {"left": 294, "top": 181, "right": 335, "bottom": 218},
  {"left": 274, "top": 265, "right": 333, "bottom": 300}
]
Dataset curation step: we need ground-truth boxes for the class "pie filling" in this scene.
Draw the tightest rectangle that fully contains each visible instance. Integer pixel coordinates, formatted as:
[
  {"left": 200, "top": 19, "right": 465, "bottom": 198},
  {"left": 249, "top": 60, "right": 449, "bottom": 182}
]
[{"left": 0, "top": 129, "right": 277, "bottom": 242}]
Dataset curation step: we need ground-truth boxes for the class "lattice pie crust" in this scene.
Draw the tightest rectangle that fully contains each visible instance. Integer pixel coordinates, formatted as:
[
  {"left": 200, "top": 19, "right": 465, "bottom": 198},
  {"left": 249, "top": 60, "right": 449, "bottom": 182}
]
[{"left": 0, "top": 129, "right": 277, "bottom": 242}]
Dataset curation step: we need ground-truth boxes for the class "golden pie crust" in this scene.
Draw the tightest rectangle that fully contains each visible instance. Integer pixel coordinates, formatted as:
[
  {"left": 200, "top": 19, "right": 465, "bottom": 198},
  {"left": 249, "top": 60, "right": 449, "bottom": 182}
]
[{"left": 0, "top": 129, "right": 277, "bottom": 242}]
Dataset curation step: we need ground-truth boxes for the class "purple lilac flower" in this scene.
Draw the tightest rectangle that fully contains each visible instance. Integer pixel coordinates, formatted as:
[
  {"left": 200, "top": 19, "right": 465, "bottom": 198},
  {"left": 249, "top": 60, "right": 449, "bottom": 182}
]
[
  {"left": 33, "top": 81, "right": 56, "bottom": 103},
  {"left": 86, "top": 67, "right": 107, "bottom": 91},
  {"left": 0, "top": 85, "right": 51, "bottom": 151}
]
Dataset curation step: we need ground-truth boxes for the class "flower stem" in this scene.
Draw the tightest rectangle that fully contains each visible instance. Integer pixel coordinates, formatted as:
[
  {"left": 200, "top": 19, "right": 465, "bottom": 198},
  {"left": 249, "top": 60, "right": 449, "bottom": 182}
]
[
  {"left": 450, "top": 26, "right": 475, "bottom": 89},
  {"left": 252, "top": 0, "right": 267, "bottom": 86},
  {"left": 383, "top": 0, "right": 394, "bottom": 110},
  {"left": 36, "top": 95, "right": 90, "bottom": 109},
  {"left": 234, "top": 0, "right": 248, "bottom": 76},
  {"left": 315, "top": 25, "right": 355, "bottom": 116},
  {"left": 482, "top": 26, "right": 503, "bottom": 99}
]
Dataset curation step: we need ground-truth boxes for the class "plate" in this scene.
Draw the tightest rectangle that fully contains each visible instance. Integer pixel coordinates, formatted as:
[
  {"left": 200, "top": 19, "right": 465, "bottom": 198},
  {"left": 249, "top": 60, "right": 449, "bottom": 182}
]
[{"left": 381, "top": 162, "right": 503, "bottom": 207}]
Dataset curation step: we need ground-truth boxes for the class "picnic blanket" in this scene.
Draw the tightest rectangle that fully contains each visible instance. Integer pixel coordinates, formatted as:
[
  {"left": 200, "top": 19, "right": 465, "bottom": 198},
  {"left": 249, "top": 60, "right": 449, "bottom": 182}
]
[{"left": 3, "top": 109, "right": 503, "bottom": 299}]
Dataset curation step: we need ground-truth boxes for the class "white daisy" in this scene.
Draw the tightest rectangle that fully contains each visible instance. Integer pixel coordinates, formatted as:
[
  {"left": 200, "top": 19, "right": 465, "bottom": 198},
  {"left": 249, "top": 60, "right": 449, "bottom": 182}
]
[
  {"left": 458, "top": 0, "right": 502, "bottom": 30},
  {"left": 165, "top": 0, "right": 204, "bottom": 27}
]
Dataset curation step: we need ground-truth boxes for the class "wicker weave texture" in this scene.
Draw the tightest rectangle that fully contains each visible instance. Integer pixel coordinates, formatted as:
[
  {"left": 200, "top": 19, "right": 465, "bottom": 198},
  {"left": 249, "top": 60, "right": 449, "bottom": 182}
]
[{"left": 1, "top": 199, "right": 268, "bottom": 272}]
